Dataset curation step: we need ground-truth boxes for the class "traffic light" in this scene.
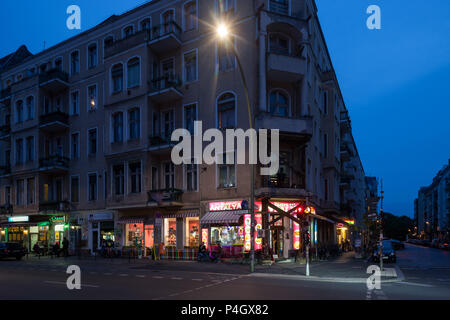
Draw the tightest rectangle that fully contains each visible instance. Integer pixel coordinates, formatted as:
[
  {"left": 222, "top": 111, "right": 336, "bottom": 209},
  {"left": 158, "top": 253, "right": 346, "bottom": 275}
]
[{"left": 303, "top": 231, "right": 311, "bottom": 246}]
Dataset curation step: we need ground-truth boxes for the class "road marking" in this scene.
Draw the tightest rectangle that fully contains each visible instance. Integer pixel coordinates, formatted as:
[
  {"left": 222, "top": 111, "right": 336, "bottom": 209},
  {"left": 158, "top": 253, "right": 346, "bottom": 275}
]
[
  {"left": 397, "top": 282, "right": 434, "bottom": 287},
  {"left": 44, "top": 281, "right": 99, "bottom": 288},
  {"left": 136, "top": 275, "right": 146, "bottom": 278},
  {"left": 153, "top": 276, "right": 164, "bottom": 279},
  {"left": 119, "top": 274, "right": 129, "bottom": 277},
  {"left": 171, "top": 277, "right": 183, "bottom": 280}
]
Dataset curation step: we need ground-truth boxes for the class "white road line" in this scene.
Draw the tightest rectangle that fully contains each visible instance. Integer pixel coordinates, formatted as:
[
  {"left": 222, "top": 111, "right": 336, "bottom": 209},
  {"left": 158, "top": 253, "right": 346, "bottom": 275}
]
[
  {"left": 171, "top": 277, "right": 183, "bottom": 280},
  {"left": 192, "top": 279, "right": 203, "bottom": 281},
  {"left": 397, "top": 281, "right": 434, "bottom": 287},
  {"left": 153, "top": 276, "right": 164, "bottom": 279},
  {"left": 44, "top": 281, "right": 99, "bottom": 288}
]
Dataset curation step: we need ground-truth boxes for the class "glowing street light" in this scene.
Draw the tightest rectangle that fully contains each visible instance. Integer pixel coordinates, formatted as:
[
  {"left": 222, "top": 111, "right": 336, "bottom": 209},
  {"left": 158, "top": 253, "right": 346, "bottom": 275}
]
[{"left": 217, "top": 23, "right": 229, "bottom": 39}]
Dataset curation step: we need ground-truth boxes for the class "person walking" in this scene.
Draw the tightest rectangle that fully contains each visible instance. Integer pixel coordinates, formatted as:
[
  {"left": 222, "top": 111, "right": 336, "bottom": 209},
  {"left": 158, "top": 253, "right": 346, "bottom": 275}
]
[{"left": 62, "top": 237, "right": 69, "bottom": 258}]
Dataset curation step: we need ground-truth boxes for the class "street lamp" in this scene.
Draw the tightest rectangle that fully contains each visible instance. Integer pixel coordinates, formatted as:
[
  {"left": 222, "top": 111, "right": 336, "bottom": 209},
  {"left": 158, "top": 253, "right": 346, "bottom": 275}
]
[{"left": 216, "top": 23, "right": 256, "bottom": 273}]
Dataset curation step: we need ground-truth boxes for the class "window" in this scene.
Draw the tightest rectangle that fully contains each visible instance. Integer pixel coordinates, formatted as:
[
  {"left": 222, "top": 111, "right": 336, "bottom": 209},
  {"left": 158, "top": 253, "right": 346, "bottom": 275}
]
[
  {"left": 5, "top": 186, "right": 11, "bottom": 205},
  {"left": 140, "top": 18, "right": 151, "bottom": 31},
  {"left": 111, "top": 64, "right": 123, "bottom": 93},
  {"left": 40, "top": 64, "right": 48, "bottom": 74},
  {"left": 26, "top": 136, "right": 34, "bottom": 162},
  {"left": 186, "top": 162, "right": 198, "bottom": 191},
  {"left": 218, "top": 153, "right": 236, "bottom": 188},
  {"left": 162, "top": 10, "right": 175, "bottom": 34},
  {"left": 128, "top": 108, "right": 140, "bottom": 140},
  {"left": 324, "top": 179, "right": 329, "bottom": 201},
  {"left": 112, "top": 112, "right": 124, "bottom": 143},
  {"left": 88, "top": 173, "right": 97, "bottom": 201},
  {"left": 129, "top": 162, "right": 142, "bottom": 194},
  {"left": 70, "top": 91, "right": 79, "bottom": 115},
  {"left": 15, "top": 139, "right": 23, "bottom": 164},
  {"left": 15, "top": 100, "right": 23, "bottom": 123},
  {"left": 269, "top": 90, "right": 289, "bottom": 117},
  {"left": 104, "top": 36, "right": 114, "bottom": 48},
  {"left": 87, "top": 85, "right": 97, "bottom": 111},
  {"left": 217, "top": 0, "right": 235, "bottom": 15},
  {"left": 184, "top": 1, "right": 197, "bottom": 31},
  {"left": 123, "top": 25, "right": 134, "bottom": 38},
  {"left": 104, "top": 171, "right": 108, "bottom": 200},
  {"left": 151, "top": 167, "right": 159, "bottom": 190},
  {"left": 16, "top": 180, "right": 24, "bottom": 206},
  {"left": 88, "top": 43, "right": 97, "bottom": 69},
  {"left": 184, "top": 104, "right": 197, "bottom": 134},
  {"left": 183, "top": 50, "right": 197, "bottom": 83},
  {"left": 218, "top": 38, "right": 236, "bottom": 71},
  {"left": 88, "top": 128, "right": 97, "bottom": 156},
  {"left": 162, "top": 110, "right": 174, "bottom": 139},
  {"left": 217, "top": 93, "right": 236, "bottom": 129},
  {"left": 114, "top": 165, "right": 125, "bottom": 195},
  {"left": 269, "top": 33, "right": 290, "bottom": 55},
  {"left": 323, "top": 133, "right": 328, "bottom": 158},
  {"left": 71, "top": 133, "right": 80, "bottom": 159},
  {"left": 70, "top": 51, "right": 80, "bottom": 75},
  {"left": 164, "top": 163, "right": 175, "bottom": 189},
  {"left": 71, "top": 176, "right": 79, "bottom": 203},
  {"left": 323, "top": 90, "right": 328, "bottom": 114},
  {"left": 127, "top": 57, "right": 140, "bottom": 88},
  {"left": 26, "top": 96, "right": 34, "bottom": 120},
  {"left": 54, "top": 58, "right": 63, "bottom": 70},
  {"left": 27, "top": 178, "right": 34, "bottom": 205}
]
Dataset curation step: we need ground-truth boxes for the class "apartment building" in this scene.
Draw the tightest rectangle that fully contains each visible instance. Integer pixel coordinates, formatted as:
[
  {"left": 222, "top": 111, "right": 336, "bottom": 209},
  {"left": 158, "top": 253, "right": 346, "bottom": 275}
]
[
  {"left": 415, "top": 160, "right": 450, "bottom": 240},
  {"left": 0, "top": 0, "right": 365, "bottom": 258}
]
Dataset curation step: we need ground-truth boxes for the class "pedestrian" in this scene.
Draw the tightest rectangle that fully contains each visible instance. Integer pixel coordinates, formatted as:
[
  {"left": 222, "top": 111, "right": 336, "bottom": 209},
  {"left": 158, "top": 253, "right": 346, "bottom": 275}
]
[
  {"left": 33, "top": 242, "right": 41, "bottom": 256},
  {"left": 53, "top": 241, "right": 60, "bottom": 258},
  {"left": 62, "top": 237, "right": 69, "bottom": 257}
]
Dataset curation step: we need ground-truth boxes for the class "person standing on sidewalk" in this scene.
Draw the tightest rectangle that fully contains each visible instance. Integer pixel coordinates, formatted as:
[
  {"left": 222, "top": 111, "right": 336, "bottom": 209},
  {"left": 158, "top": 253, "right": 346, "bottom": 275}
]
[{"left": 62, "top": 238, "right": 69, "bottom": 258}]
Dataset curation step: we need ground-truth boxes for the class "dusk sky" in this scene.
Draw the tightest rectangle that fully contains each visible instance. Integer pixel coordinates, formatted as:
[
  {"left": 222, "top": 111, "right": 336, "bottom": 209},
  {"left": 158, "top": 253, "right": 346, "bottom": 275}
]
[{"left": 1, "top": 0, "right": 449, "bottom": 217}]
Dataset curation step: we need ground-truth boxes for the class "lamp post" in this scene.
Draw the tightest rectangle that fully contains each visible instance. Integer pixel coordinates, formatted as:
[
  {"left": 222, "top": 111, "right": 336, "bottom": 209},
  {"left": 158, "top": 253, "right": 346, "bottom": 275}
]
[{"left": 216, "top": 23, "right": 256, "bottom": 273}]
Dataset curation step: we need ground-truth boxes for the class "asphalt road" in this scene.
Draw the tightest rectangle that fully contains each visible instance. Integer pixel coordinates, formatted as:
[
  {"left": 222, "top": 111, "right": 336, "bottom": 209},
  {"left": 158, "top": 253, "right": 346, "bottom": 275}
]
[{"left": 0, "top": 244, "right": 449, "bottom": 300}]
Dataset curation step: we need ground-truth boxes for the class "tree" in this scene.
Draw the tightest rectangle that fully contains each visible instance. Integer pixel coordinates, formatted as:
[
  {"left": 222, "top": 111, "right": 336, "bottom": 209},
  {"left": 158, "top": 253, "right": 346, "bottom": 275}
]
[{"left": 382, "top": 212, "right": 414, "bottom": 241}]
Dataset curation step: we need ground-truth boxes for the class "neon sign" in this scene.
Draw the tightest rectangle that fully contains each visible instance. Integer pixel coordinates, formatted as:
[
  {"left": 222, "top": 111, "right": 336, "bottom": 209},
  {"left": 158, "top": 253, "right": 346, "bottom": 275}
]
[
  {"left": 8, "top": 216, "right": 29, "bottom": 222},
  {"left": 201, "top": 228, "right": 209, "bottom": 249},
  {"left": 209, "top": 201, "right": 243, "bottom": 212},
  {"left": 244, "top": 214, "right": 262, "bottom": 252}
]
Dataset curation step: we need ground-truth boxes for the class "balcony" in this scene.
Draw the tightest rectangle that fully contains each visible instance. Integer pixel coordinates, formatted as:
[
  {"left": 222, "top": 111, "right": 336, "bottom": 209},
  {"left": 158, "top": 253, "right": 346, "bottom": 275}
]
[
  {"left": 104, "top": 30, "right": 150, "bottom": 59},
  {"left": 39, "top": 111, "right": 69, "bottom": 132},
  {"left": 148, "top": 135, "right": 175, "bottom": 153},
  {"left": 39, "top": 200, "right": 70, "bottom": 213},
  {"left": 269, "top": 0, "right": 289, "bottom": 16},
  {"left": 256, "top": 176, "right": 307, "bottom": 199},
  {"left": 0, "top": 124, "right": 11, "bottom": 139},
  {"left": 267, "top": 53, "right": 306, "bottom": 82},
  {"left": 256, "top": 113, "right": 312, "bottom": 141},
  {"left": 0, "top": 87, "right": 11, "bottom": 103},
  {"left": 39, "top": 155, "right": 69, "bottom": 172},
  {"left": 148, "top": 21, "right": 182, "bottom": 55},
  {"left": 39, "top": 69, "right": 69, "bottom": 92},
  {"left": 148, "top": 76, "right": 183, "bottom": 104},
  {"left": 147, "top": 188, "right": 183, "bottom": 207}
]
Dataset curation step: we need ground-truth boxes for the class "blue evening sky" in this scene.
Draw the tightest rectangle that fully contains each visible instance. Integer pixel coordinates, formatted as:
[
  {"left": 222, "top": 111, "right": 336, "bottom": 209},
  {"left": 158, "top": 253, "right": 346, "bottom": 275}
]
[{"left": 1, "top": 1, "right": 449, "bottom": 217}]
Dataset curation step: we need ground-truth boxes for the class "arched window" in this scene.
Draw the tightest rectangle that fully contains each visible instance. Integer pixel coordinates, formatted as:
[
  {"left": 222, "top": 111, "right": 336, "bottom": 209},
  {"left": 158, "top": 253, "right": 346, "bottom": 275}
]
[
  {"left": 123, "top": 25, "right": 134, "bottom": 38},
  {"left": 140, "top": 18, "right": 151, "bottom": 31},
  {"left": 26, "top": 96, "right": 34, "bottom": 121},
  {"left": 269, "top": 90, "right": 289, "bottom": 117},
  {"left": 127, "top": 57, "right": 140, "bottom": 88},
  {"left": 162, "top": 9, "right": 175, "bottom": 34},
  {"left": 111, "top": 63, "right": 123, "bottom": 93},
  {"left": 15, "top": 100, "right": 24, "bottom": 123},
  {"left": 184, "top": 1, "right": 197, "bottom": 31},
  {"left": 217, "top": 93, "right": 236, "bottom": 129},
  {"left": 104, "top": 36, "right": 114, "bottom": 48}
]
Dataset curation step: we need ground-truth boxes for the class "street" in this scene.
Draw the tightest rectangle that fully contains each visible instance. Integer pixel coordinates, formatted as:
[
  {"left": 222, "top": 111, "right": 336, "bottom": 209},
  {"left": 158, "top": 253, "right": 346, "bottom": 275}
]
[{"left": 1, "top": 243, "right": 449, "bottom": 300}]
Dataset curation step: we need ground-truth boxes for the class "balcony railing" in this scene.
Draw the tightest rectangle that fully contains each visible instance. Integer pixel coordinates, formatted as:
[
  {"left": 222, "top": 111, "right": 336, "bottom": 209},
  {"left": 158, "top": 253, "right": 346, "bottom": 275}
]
[
  {"left": 39, "top": 111, "right": 69, "bottom": 128},
  {"left": 104, "top": 30, "right": 150, "bottom": 58},
  {"left": 269, "top": 0, "right": 289, "bottom": 15},
  {"left": 39, "top": 155, "right": 69, "bottom": 169},
  {"left": 148, "top": 188, "right": 183, "bottom": 204},
  {"left": 39, "top": 200, "right": 70, "bottom": 212},
  {"left": 150, "top": 21, "right": 182, "bottom": 41},
  {"left": 148, "top": 75, "right": 183, "bottom": 103},
  {"left": 149, "top": 135, "right": 175, "bottom": 148},
  {"left": 39, "top": 68, "right": 69, "bottom": 85}
]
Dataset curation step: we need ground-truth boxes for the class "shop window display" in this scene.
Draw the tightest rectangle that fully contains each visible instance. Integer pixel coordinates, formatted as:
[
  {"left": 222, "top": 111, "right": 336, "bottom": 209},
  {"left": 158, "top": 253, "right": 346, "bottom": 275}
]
[
  {"left": 164, "top": 218, "right": 177, "bottom": 247},
  {"left": 211, "top": 226, "right": 244, "bottom": 246},
  {"left": 185, "top": 217, "right": 199, "bottom": 248}
]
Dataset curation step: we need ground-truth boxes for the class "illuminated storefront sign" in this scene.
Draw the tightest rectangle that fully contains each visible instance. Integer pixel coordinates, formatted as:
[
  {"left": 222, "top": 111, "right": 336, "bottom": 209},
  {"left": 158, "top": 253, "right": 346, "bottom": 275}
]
[
  {"left": 55, "top": 224, "right": 65, "bottom": 232},
  {"left": 244, "top": 214, "right": 262, "bottom": 252},
  {"left": 255, "top": 201, "right": 306, "bottom": 214},
  {"left": 293, "top": 215, "right": 300, "bottom": 250},
  {"left": 209, "top": 201, "right": 243, "bottom": 212},
  {"left": 344, "top": 219, "right": 355, "bottom": 225},
  {"left": 201, "top": 228, "right": 209, "bottom": 249},
  {"left": 8, "top": 216, "right": 29, "bottom": 222},
  {"left": 51, "top": 216, "right": 65, "bottom": 222}
]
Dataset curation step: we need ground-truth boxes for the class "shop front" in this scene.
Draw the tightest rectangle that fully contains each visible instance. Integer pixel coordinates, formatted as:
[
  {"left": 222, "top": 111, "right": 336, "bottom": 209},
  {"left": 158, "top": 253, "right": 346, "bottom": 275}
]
[{"left": 87, "top": 212, "right": 116, "bottom": 254}]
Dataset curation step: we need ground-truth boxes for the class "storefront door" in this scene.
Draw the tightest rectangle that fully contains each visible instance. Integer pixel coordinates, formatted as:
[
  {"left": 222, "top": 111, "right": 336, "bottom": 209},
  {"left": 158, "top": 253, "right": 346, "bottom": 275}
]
[{"left": 271, "top": 227, "right": 284, "bottom": 257}]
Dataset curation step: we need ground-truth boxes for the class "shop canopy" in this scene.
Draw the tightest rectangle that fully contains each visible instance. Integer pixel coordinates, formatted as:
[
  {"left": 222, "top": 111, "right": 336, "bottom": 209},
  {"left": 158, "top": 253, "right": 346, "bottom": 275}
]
[
  {"left": 200, "top": 210, "right": 249, "bottom": 225},
  {"left": 117, "top": 217, "right": 146, "bottom": 224}
]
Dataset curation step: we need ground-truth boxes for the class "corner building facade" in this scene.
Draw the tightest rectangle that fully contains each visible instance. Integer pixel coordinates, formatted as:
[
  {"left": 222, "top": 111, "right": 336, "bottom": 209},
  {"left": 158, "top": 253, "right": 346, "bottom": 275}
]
[{"left": 0, "top": 0, "right": 365, "bottom": 258}]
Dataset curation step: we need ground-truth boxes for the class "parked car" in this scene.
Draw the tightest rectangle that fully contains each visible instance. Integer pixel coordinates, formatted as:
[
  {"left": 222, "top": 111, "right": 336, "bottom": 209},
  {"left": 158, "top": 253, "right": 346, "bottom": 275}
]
[
  {"left": 391, "top": 239, "right": 405, "bottom": 250},
  {"left": 439, "top": 242, "right": 449, "bottom": 250},
  {"left": 0, "top": 242, "right": 27, "bottom": 260},
  {"left": 372, "top": 240, "right": 396, "bottom": 263},
  {"left": 431, "top": 239, "right": 440, "bottom": 248}
]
